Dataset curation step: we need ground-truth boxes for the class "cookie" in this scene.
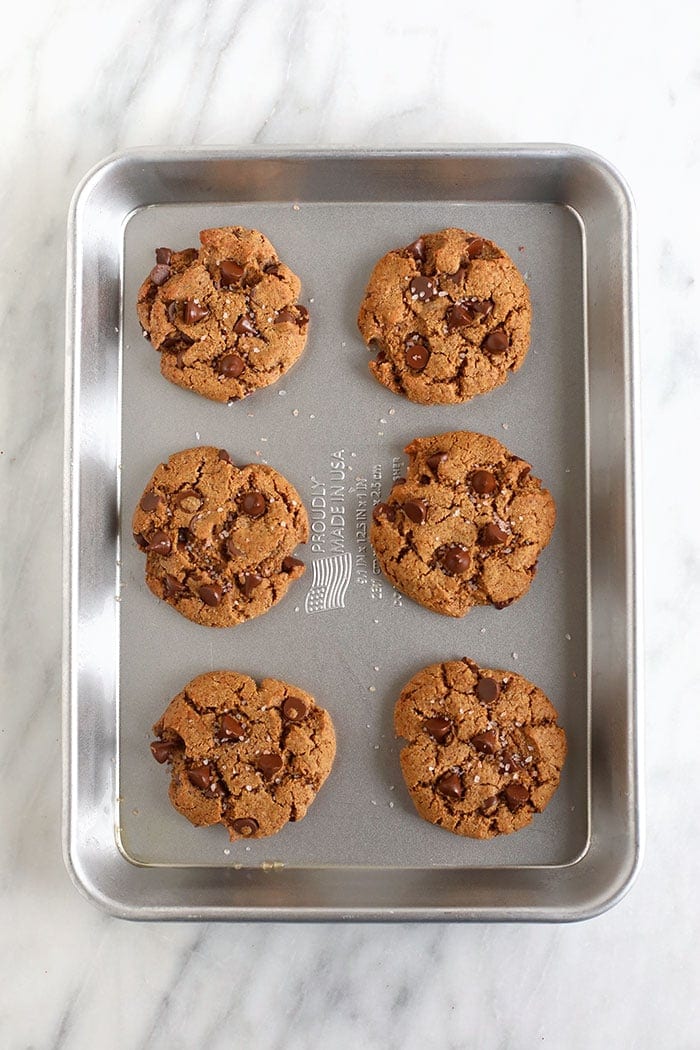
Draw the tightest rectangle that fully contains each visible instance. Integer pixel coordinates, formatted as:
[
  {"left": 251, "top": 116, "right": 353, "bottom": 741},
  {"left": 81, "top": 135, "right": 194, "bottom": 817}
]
[
  {"left": 370, "top": 430, "right": 555, "bottom": 616},
  {"left": 394, "top": 659, "right": 567, "bottom": 838},
  {"left": 357, "top": 228, "right": 531, "bottom": 404},
  {"left": 137, "top": 226, "right": 309, "bottom": 402},
  {"left": 132, "top": 446, "right": 308, "bottom": 627},
  {"left": 151, "top": 671, "right": 336, "bottom": 841}
]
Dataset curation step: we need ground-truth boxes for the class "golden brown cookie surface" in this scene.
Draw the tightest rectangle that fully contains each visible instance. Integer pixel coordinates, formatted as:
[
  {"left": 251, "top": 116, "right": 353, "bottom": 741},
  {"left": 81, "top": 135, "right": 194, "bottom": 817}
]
[
  {"left": 132, "top": 446, "right": 308, "bottom": 627},
  {"left": 137, "top": 227, "right": 309, "bottom": 402},
  {"left": 151, "top": 671, "right": 336, "bottom": 841},
  {"left": 395, "top": 659, "right": 567, "bottom": 838},
  {"left": 358, "top": 228, "right": 531, "bottom": 404},
  {"left": 370, "top": 430, "right": 555, "bottom": 617}
]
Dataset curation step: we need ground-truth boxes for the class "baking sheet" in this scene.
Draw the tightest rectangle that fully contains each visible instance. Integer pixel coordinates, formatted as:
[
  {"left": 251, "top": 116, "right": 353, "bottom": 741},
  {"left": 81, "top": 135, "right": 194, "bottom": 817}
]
[
  {"left": 65, "top": 148, "right": 641, "bottom": 920},
  {"left": 119, "top": 201, "right": 588, "bottom": 868}
]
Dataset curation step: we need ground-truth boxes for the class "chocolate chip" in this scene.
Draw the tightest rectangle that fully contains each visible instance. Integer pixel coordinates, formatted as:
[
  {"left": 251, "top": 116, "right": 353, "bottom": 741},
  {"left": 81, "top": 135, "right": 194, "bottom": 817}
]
[
  {"left": 404, "top": 337, "right": 430, "bottom": 371},
  {"left": 281, "top": 555, "right": 304, "bottom": 572},
  {"left": 166, "top": 301, "right": 179, "bottom": 323},
  {"left": 218, "top": 353, "right": 246, "bottom": 378},
  {"left": 150, "top": 740, "right": 178, "bottom": 763},
  {"left": 372, "top": 502, "right": 396, "bottom": 524},
  {"left": 471, "top": 470, "right": 498, "bottom": 495},
  {"left": 149, "top": 263, "right": 171, "bottom": 286},
  {"left": 448, "top": 266, "right": 468, "bottom": 284},
  {"left": 183, "top": 300, "right": 210, "bottom": 324},
  {"left": 199, "top": 583, "right": 222, "bottom": 607},
  {"left": 274, "top": 307, "right": 296, "bottom": 324},
  {"left": 219, "top": 713, "right": 246, "bottom": 741},
  {"left": 445, "top": 302, "right": 476, "bottom": 329},
  {"left": 409, "top": 275, "right": 438, "bottom": 301},
  {"left": 402, "top": 499, "right": 428, "bottom": 524},
  {"left": 155, "top": 247, "right": 172, "bottom": 266},
  {"left": 296, "top": 304, "right": 309, "bottom": 325},
  {"left": 475, "top": 676, "right": 500, "bottom": 702},
  {"left": 394, "top": 477, "right": 407, "bottom": 485},
  {"left": 240, "top": 571, "right": 263, "bottom": 597},
  {"left": 160, "top": 333, "right": 190, "bottom": 352},
  {"left": 176, "top": 347, "right": 188, "bottom": 368},
  {"left": 177, "top": 491, "right": 202, "bottom": 513},
  {"left": 176, "top": 529, "right": 193, "bottom": 554},
  {"left": 282, "top": 696, "right": 308, "bottom": 722},
  {"left": 436, "top": 772, "right": 463, "bottom": 800},
  {"left": 483, "top": 328, "right": 509, "bottom": 354},
  {"left": 466, "top": 237, "right": 485, "bottom": 258},
  {"left": 436, "top": 544, "right": 471, "bottom": 575},
  {"left": 145, "top": 530, "right": 171, "bottom": 555},
  {"left": 226, "top": 538, "right": 244, "bottom": 559},
  {"left": 240, "top": 491, "right": 266, "bottom": 517},
  {"left": 263, "top": 262, "right": 279, "bottom": 274},
  {"left": 424, "top": 716, "right": 452, "bottom": 743},
  {"left": 165, "top": 330, "right": 194, "bottom": 347},
  {"left": 177, "top": 527, "right": 191, "bottom": 546},
  {"left": 375, "top": 348, "right": 388, "bottom": 364},
  {"left": 493, "top": 598, "right": 517, "bottom": 610},
  {"left": 481, "top": 795, "right": 499, "bottom": 816},
  {"left": 231, "top": 817, "right": 259, "bottom": 837},
  {"left": 188, "top": 765, "right": 222, "bottom": 795},
  {"left": 139, "top": 490, "right": 162, "bottom": 512},
  {"left": 233, "top": 314, "right": 258, "bottom": 336},
  {"left": 471, "top": 729, "right": 499, "bottom": 754},
  {"left": 479, "top": 522, "right": 509, "bottom": 546},
  {"left": 472, "top": 298, "right": 494, "bottom": 317},
  {"left": 503, "top": 783, "right": 529, "bottom": 811},
  {"left": 426, "top": 452, "right": 448, "bottom": 475},
  {"left": 502, "top": 750, "right": 522, "bottom": 770},
  {"left": 220, "top": 260, "right": 244, "bottom": 286},
  {"left": 163, "top": 574, "right": 185, "bottom": 597},
  {"left": 217, "top": 449, "right": 232, "bottom": 463},
  {"left": 406, "top": 237, "right": 426, "bottom": 263},
  {"left": 256, "top": 753, "right": 283, "bottom": 780}
]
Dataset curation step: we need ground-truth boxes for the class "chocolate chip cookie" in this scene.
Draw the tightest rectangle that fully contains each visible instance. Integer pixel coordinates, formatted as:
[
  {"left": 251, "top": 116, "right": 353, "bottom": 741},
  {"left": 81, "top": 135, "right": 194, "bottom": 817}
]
[
  {"left": 132, "top": 446, "right": 308, "bottom": 627},
  {"left": 370, "top": 430, "right": 555, "bottom": 616},
  {"left": 137, "top": 227, "right": 309, "bottom": 402},
  {"left": 395, "top": 659, "right": 567, "bottom": 838},
  {"left": 357, "top": 228, "right": 531, "bottom": 404},
  {"left": 151, "top": 671, "right": 336, "bottom": 841}
]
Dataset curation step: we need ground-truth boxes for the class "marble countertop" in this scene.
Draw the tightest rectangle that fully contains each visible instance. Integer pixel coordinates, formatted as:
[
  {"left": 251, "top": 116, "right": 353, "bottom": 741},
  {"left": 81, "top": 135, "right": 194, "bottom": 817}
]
[{"left": 2, "top": 0, "right": 699, "bottom": 1046}]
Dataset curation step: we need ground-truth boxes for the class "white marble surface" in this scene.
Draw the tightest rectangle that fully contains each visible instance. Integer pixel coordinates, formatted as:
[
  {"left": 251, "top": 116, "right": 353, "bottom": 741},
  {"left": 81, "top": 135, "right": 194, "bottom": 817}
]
[{"left": 1, "top": 0, "right": 699, "bottom": 1046}]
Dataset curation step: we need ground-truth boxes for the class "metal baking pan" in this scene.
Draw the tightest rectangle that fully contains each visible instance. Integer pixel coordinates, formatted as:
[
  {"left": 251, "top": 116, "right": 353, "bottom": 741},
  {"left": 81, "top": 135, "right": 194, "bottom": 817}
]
[{"left": 63, "top": 146, "right": 642, "bottom": 921}]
